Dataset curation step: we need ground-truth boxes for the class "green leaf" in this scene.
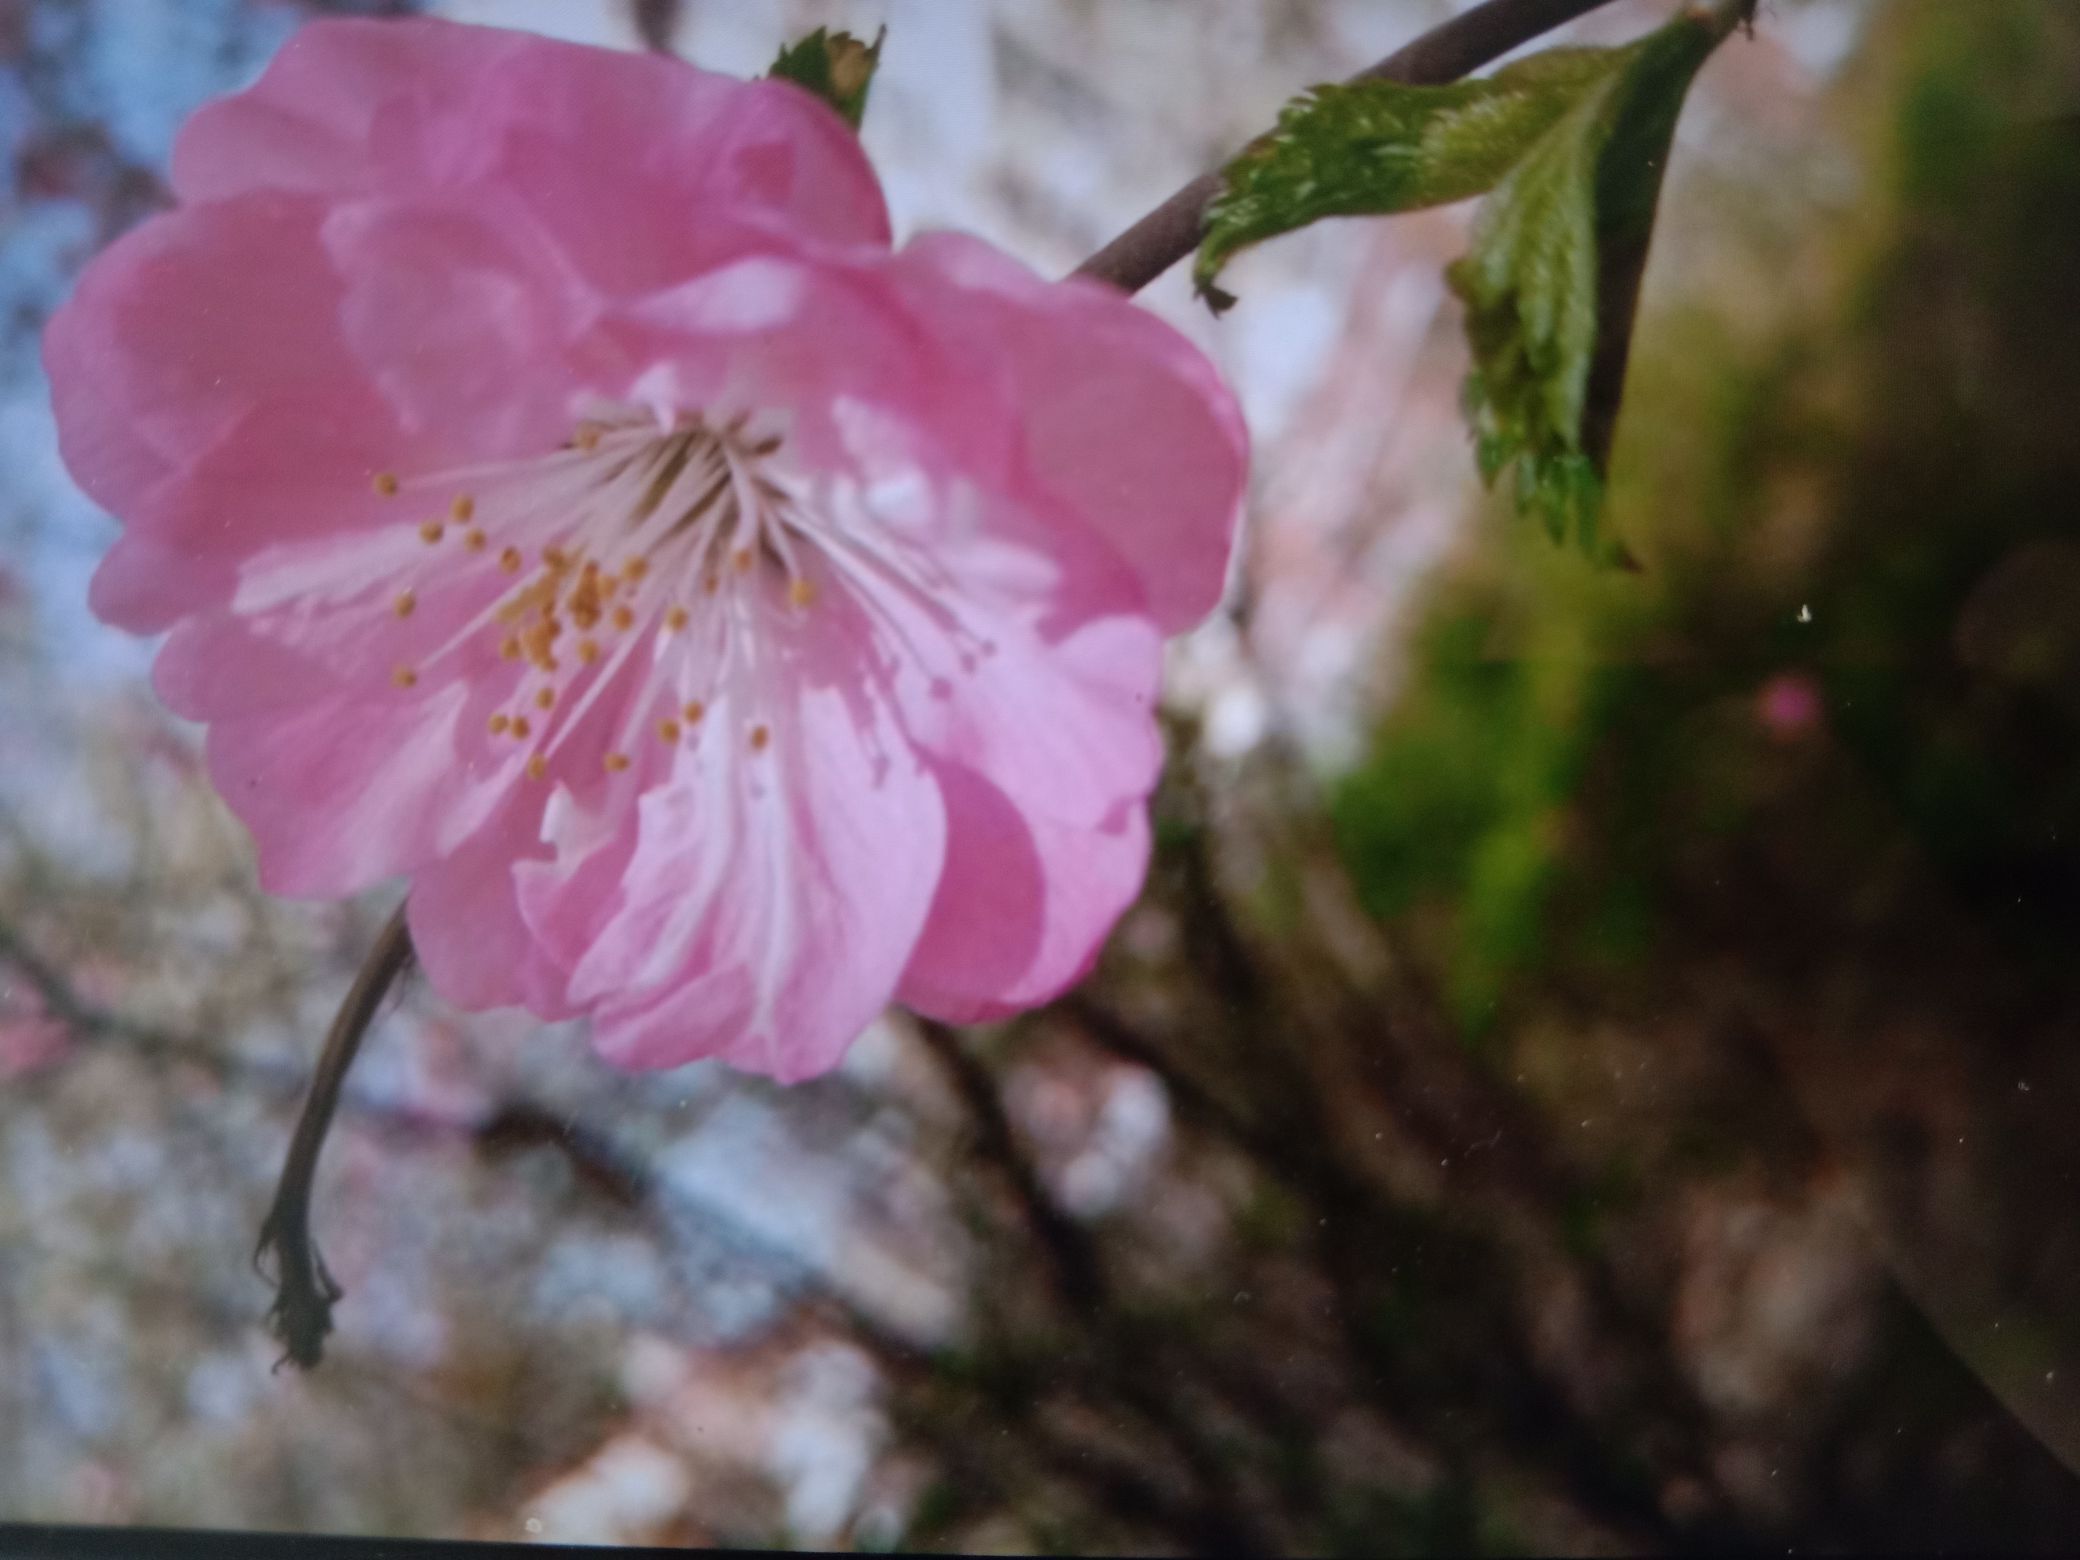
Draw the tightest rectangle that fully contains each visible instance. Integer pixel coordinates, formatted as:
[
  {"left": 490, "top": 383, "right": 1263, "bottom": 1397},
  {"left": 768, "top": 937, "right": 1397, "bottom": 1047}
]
[
  {"left": 1450, "top": 10, "right": 1730, "bottom": 551},
  {"left": 1196, "top": 47, "right": 1621, "bottom": 308},
  {"left": 768, "top": 26, "right": 885, "bottom": 131}
]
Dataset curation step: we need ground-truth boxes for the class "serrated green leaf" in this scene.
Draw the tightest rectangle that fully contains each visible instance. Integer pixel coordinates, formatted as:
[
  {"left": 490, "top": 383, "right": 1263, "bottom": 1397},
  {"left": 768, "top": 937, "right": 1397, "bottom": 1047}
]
[
  {"left": 1449, "top": 10, "right": 1732, "bottom": 553},
  {"left": 768, "top": 26, "right": 884, "bottom": 131},
  {"left": 1196, "top": 47, "right": 1623, "bottom": 307}
]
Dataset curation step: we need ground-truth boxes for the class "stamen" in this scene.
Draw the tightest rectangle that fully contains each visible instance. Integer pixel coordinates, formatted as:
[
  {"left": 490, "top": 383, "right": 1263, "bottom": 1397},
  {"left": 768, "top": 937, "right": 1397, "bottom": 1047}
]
[
  {"left": 373, "top": 471, "right": 399, "bottom": 498},
  {"left": 369, "top": 408, "right": 882, "bottom": 803}
]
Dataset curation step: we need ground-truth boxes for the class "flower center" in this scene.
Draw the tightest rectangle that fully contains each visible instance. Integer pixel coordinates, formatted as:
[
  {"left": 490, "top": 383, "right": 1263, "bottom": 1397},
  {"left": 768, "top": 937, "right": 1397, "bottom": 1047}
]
[{"left": 372, "top": 407, "right": 831, "bottom": 783}]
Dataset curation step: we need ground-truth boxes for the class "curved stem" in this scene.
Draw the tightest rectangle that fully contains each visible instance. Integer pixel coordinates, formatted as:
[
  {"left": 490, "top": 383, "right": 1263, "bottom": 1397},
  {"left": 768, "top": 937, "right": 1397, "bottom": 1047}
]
[{"left": 255, "top": 900, "right": 414, "bottom": 1369}]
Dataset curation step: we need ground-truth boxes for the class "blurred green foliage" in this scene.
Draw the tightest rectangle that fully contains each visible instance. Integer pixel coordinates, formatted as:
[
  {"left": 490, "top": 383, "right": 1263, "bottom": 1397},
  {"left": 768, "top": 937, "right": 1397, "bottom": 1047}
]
[{"left": 1332, "top": 0, "right": 2080, "bottom": 1037}]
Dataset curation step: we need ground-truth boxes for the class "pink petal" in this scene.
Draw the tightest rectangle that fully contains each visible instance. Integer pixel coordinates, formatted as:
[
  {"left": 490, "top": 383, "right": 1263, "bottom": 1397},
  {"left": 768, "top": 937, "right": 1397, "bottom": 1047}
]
[
  {"left": 207, "top": 678, "right": 522, "bottom": 898},
  {"left": 322, "top": 193, "right": 593, "bottom": 454},
  {"left": 89, "top": 532, "right": 237, "bottom": 636},
  {"left": 408, "top": 798, "right": 579, "bottom": 1020},
  {"left": 596, "top": 246, "right": 1012, "bottom": 478},
  {"left": 890, "top": 232, "right": 1249, "bottom": 633},
  {"left": 44, "top": 192, "right": 390, "bottom": 519},
  {"left": 444, "top": 59, "right": 890, "bottom": 291},
  {"left": 898, "top": 763, "right": 1151, "bottom": 1023},
  {"left": 550, "top": 603, "right": 946, "bottom": 1082},
  {"left": 880, "top": 563, "right": 1166, "bottom": 828},
  {"left": 171, "top": 17, "right": 525, "bottom": 202},
  {"left": 174, "top": 19, "right": 888, "bottom": 262},
  {"left": 85, "top": 394, "right": 438, "bottom": 635}
]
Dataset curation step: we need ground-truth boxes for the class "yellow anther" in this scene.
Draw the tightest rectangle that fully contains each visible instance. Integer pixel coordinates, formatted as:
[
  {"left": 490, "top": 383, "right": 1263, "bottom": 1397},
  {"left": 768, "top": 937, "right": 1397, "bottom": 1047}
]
[
  {"left": 488, "top": 713, "right": 510, "bottom": 736},
  {"left": 571, "top": 573, "right": 603, "bottom": 623},
  {"left": 703, "top": 574, "right": 720, "bottom": 596},
  {"left": 749, "top": 724, "right": 771, "bottom": 752},
  {"left": 500, "top": 636, "right": 523, "bottom": 661},
  {"left": 543, "top": 546, "right": 571, "bottom": 571},
  {"left": 511, "top": 716, "right": 532, "bottom": 740},
  {"left": 419, "top": 520, "right": 445, "bottom": 544},
  {"left": 499, "top": 546, "right": 523, "bottom": 574},
  {"left": 622, "top": 557, "right": 650, "bottom": 583},
  {"left": 534, "top": 687, "right": 555, "bottom": 710},
  {"left": 610, "top": 605, "right": 636, "bottom": 632},
  {"left": 524, "top": 622, "right": 558, "bottom": 666},
  {"left": 656, "top": 719, "right": 682, "bottom": 745},
  {"left": 731, "top": 548, "right": 754, "bottom": 574},
  {"left": 393, "top": 590, "right": 417, "bottom": 619},
  {"left": 373, "top": 471, "right": 400, "bottom": 498},
  {"left": 604, "top": 752, "right": 632, "bottom": 773},
  {"left": 525, "top": 754, "right": 548, "bottom": 780},
  {"left": 682, "top": 701, "right": 705, "bottom": 724},
  {"left": 392, "top": 665, "right": 418, "bottom": 688},
  {"left": 575, "top": 424, "right": 602, "bottom": 451},
  {"left": 464, "top": 528, "right": 488, "bottom": 552},
  {"left": 578, "top": 639, "right": 601, "bottom": 664},
  {"left": 788, "top": 577, "right": 817, "bottom": 609},
  {"left": 664, "top": 606, "right": 690, "bottom": 632},
  {"left": 449, "top": 494, "right": 475, "bottom": 522}
]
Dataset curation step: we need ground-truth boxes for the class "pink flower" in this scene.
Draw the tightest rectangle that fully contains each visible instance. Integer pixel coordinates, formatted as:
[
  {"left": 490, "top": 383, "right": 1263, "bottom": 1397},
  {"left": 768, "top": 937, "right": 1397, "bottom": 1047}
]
[{"left": 45, "top": 19, "right": 1246, "bottom": 1081}]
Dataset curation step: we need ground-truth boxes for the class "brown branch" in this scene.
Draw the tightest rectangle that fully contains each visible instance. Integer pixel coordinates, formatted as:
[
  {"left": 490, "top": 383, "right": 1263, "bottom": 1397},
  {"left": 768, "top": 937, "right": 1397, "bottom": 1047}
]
[
  {"left": 254, "top": 900, "right": 414, "bottom": 1369},
  {"left": 1074, "top": 0, "right": 1630, "bottom": 294},
  {"left": 0, "top": 917, "right": 247, "bottom": 1084},
  {"left": 915, "top": 1017, "right": 1104, "bottom": 1310}
]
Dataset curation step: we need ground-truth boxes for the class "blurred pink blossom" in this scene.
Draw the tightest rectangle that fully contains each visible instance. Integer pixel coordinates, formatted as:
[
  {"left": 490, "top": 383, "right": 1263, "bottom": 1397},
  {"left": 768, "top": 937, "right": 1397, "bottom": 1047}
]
[
  {"left": 0, "top": 978, "right": 70, "bottom": 1080},
  {"left": 44, "top": 19, "right": 1246, "bottom": 1080},
  {"left": 1756, "top": 672, "right": 1824, "bottom": 740},
  {"left": 0, "top": 1011, "right": 69, "bottom": 1080}
]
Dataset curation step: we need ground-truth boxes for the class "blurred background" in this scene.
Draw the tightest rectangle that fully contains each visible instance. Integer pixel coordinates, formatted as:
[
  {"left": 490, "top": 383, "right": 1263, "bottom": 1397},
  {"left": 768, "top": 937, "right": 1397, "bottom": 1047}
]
[{"left": 5, "top": 0, "right": 2080, "bottom": 1550}]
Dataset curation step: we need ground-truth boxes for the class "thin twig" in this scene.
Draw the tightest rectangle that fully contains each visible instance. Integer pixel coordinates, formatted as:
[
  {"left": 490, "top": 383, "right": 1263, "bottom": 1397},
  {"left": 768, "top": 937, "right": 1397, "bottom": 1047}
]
[
  {"left": 254, "top": 900, "right": 414, "bottom": 1369},
  {"left": 0, "top": 918, "right": 236, "bottom": 1079},
  {"left": 1074, "top": 0, "right": 1629, "bottom": 294},
  {"left": 915, "top": 1017, "right": 1104, "bottom": 1310},
  {"left": 628, "top": 0, "right": 682, "bottom": 55}
]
